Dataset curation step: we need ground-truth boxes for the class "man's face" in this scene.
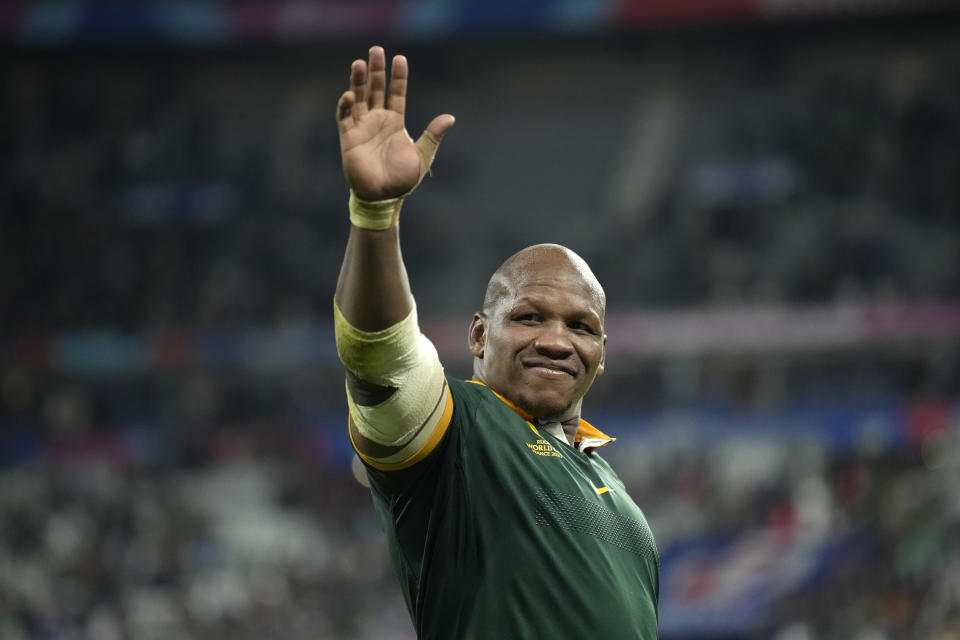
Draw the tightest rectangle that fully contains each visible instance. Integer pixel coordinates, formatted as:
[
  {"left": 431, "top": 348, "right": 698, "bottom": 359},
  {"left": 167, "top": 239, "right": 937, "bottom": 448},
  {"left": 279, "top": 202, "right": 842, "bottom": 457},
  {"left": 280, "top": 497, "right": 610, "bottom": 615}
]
[{"left": 469, "top": 263, "right": 606, "bottom": 420}]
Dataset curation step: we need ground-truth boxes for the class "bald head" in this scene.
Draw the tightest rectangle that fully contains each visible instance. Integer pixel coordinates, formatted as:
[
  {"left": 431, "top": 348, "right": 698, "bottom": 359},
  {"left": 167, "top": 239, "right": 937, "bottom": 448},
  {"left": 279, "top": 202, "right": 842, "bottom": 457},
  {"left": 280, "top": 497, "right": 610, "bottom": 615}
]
[
  {"left": 470, "top": 244, "right": 607, "bottom": 420},
  {"left": 482, "top": 244, "right": 606, "bottom": 318}
]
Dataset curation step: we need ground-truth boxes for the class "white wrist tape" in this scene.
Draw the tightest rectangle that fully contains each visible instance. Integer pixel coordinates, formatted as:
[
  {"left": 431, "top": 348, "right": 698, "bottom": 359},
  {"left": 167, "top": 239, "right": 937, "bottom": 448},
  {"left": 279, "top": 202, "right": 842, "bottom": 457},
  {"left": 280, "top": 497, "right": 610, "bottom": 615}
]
[
  {"left": 349, "top": 191, "right": 403, "bottom": 230},
  {"left": 334, "top": 302, "right": 446, "bottom": 448}
]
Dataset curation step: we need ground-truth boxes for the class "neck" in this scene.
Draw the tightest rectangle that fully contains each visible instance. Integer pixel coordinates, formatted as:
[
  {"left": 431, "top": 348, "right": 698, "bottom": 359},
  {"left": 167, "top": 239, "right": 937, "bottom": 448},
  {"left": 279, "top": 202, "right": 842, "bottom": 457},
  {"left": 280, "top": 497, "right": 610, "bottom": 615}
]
[
  {"left": 534, "top": 399, "right": 583, "bottom": 446},
  {"left": 533, "top": 415, "right": 579, "bottom": 447}
]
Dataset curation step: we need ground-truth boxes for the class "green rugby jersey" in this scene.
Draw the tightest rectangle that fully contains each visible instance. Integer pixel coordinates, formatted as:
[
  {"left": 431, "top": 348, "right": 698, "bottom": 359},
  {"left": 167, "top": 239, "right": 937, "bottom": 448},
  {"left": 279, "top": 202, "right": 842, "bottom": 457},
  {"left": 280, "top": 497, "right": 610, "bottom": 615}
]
[{"left": 356, "top": 375, "right": 659, "bottom": 639}]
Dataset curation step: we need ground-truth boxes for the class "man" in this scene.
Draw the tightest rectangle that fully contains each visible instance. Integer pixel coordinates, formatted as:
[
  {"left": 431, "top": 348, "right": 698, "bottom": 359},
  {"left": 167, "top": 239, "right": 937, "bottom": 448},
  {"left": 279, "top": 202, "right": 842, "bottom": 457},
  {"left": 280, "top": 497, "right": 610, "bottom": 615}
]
[{"left": 334, "top": 46, "right": 659, "bottom": 639}]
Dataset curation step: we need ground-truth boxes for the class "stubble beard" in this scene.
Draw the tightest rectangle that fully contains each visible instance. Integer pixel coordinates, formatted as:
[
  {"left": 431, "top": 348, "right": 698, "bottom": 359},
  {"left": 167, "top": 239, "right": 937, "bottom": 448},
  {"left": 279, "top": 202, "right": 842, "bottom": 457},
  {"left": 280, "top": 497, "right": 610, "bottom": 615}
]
[{"left": 516, "top": 392, "right": 574, "bottom": 422}]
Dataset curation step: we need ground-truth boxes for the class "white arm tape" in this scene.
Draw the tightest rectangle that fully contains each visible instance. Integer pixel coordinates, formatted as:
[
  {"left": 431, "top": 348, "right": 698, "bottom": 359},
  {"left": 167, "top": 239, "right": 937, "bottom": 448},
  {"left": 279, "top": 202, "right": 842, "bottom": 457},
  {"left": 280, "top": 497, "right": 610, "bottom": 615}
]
[{"left": 334, "top": 302, "right": 446, "bottom": 448}]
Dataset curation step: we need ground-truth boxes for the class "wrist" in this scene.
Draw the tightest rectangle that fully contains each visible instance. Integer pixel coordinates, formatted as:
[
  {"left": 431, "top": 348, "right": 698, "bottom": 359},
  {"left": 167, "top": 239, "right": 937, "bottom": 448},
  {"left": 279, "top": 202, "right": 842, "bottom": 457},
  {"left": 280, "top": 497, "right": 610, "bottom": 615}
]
[{"left": 349, "top": 191, "right": 404, "bottom": 230}]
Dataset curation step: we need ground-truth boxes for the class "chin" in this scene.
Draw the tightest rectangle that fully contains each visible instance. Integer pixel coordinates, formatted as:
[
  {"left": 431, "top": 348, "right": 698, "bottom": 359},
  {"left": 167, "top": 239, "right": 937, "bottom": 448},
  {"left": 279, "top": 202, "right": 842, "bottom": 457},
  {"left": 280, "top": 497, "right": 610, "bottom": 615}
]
[{"left": 516, "top": 392, "right": 573, "bottom": 421}]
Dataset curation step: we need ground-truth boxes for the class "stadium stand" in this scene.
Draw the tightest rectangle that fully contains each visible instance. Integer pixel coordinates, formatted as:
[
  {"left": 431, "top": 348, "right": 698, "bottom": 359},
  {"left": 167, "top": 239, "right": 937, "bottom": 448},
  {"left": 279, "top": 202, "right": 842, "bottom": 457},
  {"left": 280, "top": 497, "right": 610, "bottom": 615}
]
[{"left": 1, "top": 5, "right": 958, "bottom": 639}]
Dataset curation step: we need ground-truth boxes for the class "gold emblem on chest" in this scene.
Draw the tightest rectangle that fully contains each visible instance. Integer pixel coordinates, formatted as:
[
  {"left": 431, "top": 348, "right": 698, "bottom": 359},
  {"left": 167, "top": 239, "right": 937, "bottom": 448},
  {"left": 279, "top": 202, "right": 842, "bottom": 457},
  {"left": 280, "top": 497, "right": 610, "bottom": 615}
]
[{"left": 526, "top": 438, "right": 564, "bottom": 459}]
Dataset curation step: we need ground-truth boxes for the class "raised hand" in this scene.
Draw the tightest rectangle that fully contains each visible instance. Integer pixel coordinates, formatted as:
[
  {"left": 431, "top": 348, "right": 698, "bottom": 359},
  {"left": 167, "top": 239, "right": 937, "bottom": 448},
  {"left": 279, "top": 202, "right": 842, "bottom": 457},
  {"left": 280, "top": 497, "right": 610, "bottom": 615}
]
[{"left": 337, "top": 46, "right": 455, "bottom": 201}]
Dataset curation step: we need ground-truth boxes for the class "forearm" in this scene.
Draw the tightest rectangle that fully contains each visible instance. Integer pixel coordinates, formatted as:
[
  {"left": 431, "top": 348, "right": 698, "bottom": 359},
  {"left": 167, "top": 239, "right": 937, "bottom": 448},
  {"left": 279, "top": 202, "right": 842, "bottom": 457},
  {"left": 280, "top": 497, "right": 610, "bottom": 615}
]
[
  {"left": 334, "top": 211, "right": 451, "bottom": 460},
  {"left": 334, "top": 45, "right": 451, "bottom": 331},
  {"left": 335, "top": 222, "right": 413, "bottom": 332}
]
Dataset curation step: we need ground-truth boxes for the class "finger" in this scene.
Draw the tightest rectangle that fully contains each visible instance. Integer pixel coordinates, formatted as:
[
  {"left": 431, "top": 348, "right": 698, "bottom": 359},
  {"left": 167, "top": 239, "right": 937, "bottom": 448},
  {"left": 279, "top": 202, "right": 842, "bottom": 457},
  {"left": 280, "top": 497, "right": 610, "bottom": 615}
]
[
  {"left": 350, "top": 59, "right": 367, "bottom": 119},
  {"left": 387, "top": 54, "right": 407, "bottom": 117},
  {"left": 425, "top": 114, "right": 456, "bottom": 141},
  {"left": 367, "top": 45, "right": 387, "bottom": 110},
  {"left": 415, "top": 114, "right": 456, "bottom": 176},
  {"left": 337, "top": 91, "right": 355, "bottom": 135}
]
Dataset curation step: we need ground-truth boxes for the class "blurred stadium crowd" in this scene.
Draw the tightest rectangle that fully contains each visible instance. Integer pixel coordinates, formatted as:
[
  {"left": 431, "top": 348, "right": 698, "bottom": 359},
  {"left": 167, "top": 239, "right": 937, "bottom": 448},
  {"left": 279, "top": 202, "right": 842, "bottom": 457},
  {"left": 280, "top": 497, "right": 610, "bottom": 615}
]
[
  {"left": 2, "top": 36, "right": 959, "bottom": 330},
  {"left": 1, "top": 8, "right": 960, "bottom": 640}
]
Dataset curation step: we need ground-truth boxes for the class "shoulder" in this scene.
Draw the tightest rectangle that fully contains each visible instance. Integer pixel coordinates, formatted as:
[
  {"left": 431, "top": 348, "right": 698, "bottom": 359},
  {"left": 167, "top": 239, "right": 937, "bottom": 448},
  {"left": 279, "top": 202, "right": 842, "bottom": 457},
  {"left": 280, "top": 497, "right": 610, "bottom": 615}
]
[
  {"left": 447, "top": 377, "right": 526, "bottom": 434},
  {"left": 444, "top": 377, "right": 488, "bottom": 439},
  {"left": 446, "top": 376, "right": 489, "bottom": 409}
]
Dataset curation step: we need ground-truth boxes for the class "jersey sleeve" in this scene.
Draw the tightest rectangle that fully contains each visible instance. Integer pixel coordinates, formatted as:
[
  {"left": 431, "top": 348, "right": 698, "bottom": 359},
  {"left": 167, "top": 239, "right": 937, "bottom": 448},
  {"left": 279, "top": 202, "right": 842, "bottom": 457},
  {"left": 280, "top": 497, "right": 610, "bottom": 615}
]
[{"left": 348, "top": 376, "right": 454, "bottom": 471}]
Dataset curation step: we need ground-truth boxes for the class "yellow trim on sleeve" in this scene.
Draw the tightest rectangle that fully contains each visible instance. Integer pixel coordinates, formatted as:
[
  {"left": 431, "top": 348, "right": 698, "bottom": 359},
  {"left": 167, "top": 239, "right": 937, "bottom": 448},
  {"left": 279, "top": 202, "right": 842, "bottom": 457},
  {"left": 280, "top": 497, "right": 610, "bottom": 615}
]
[{"left": 350, "top": 385, "right": 454, "bottom": 472}]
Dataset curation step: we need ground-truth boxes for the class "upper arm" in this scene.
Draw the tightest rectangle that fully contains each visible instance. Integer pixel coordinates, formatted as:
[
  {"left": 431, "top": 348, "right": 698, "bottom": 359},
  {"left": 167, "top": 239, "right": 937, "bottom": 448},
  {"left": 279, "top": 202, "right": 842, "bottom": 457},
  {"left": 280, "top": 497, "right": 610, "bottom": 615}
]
[
  {"left": 346, "top": 370, "right": 397, "bottom": 406},
  {"left": 348, "top": 375, "right": 454, "bottom": 471},
  {"left": 335, "top": 301, "right": 454, "bottom": 470}
]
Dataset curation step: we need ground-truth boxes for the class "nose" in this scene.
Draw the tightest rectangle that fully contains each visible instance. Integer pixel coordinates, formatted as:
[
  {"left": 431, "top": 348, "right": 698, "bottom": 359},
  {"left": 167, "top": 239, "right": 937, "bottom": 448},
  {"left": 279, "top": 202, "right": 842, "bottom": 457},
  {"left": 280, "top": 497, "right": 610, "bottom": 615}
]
[{"left": 533, "top": 321, "right": 574, "bottom": 359}]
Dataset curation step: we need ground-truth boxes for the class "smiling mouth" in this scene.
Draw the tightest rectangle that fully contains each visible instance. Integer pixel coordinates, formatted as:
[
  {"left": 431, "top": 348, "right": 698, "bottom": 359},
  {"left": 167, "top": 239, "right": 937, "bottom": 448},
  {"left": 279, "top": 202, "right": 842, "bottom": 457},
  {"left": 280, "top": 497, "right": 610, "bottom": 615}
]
[{"left": 523, "top": 362, "right": 575, "bottom": 378}]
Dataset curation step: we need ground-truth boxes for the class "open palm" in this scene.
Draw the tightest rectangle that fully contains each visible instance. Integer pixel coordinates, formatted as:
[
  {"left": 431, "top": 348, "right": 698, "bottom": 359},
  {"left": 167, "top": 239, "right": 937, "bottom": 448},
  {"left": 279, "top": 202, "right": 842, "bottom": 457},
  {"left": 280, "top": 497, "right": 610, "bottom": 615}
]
[{"left": 337, "top": 47, "right": 455, "bottom": 201}]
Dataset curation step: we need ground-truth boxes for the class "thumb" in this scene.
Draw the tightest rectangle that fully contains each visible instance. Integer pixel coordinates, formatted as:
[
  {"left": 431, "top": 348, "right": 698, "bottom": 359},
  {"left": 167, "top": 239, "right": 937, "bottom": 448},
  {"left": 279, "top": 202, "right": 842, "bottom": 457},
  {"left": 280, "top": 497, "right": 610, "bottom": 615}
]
[{"left": 415, "top": 114, "right": 455, "bottom": 179}]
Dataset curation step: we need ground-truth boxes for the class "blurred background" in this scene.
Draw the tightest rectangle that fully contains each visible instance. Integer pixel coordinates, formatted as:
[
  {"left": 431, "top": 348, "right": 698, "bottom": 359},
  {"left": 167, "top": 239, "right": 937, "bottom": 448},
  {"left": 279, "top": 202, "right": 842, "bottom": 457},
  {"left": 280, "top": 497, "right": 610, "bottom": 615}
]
[{"left": 1, "top": 1, "right": 959, "bottom": 639}]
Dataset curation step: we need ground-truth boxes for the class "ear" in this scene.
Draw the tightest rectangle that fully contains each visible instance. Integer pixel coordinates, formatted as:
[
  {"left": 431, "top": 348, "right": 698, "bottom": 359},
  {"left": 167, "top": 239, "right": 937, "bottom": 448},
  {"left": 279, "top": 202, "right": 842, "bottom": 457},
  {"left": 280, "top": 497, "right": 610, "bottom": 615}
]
[
  {"left": 468, "top": 313, "right": 487, "bottom": 358},
  {"left": 596, "top": 334, "right": 607, "bottom": 377}
]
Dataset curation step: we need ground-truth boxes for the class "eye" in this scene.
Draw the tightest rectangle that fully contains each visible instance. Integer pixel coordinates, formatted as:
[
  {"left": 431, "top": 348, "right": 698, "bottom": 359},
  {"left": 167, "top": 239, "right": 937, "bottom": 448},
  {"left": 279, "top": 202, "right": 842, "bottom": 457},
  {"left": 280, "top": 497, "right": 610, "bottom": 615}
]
[
  {"left": 569, "top": 321, "right": 596, "bottom": 334},
  {"left": 514, "top": 313, "right": 541, "bottom": 324}
]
